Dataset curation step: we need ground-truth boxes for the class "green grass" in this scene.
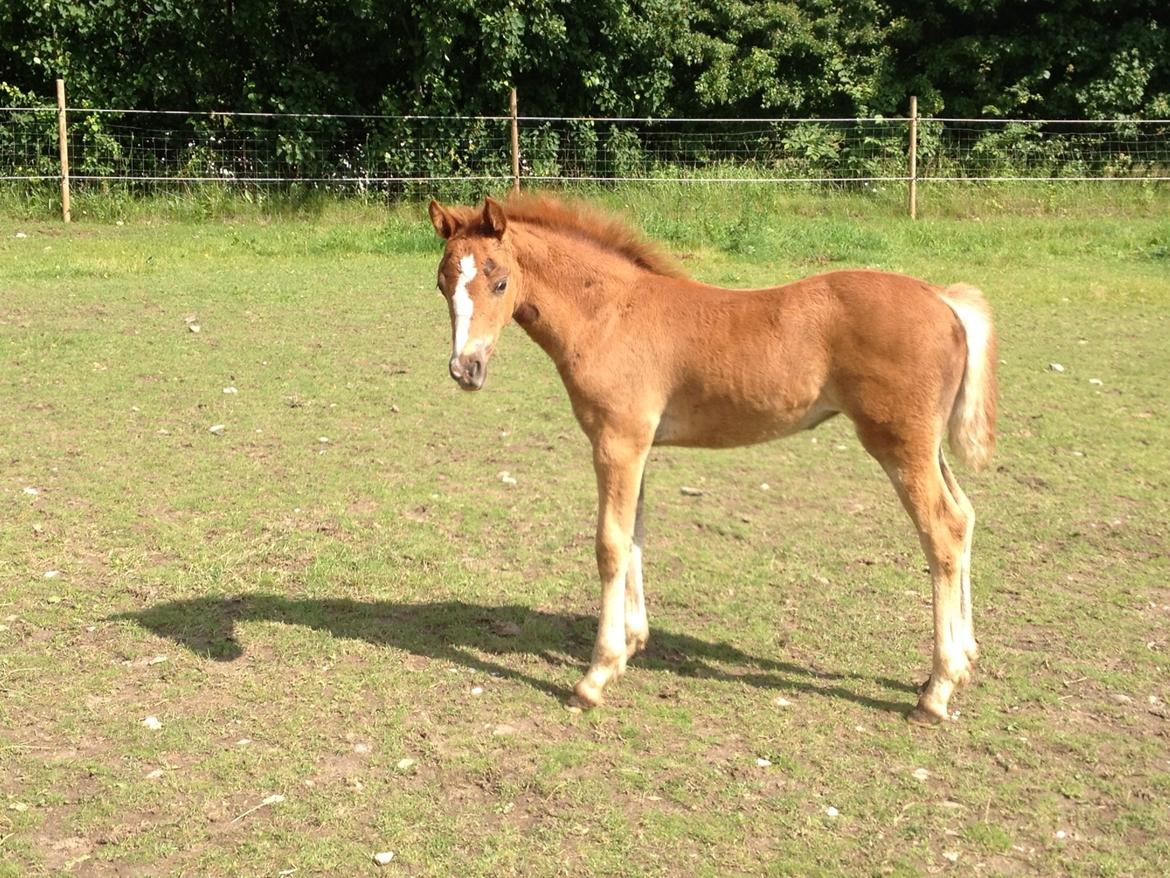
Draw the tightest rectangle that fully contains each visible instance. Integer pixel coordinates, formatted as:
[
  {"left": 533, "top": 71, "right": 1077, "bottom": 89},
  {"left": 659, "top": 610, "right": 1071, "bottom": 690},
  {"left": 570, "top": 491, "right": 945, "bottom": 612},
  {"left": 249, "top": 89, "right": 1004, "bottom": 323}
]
[{"left": 1, "top": 187, "right": 1168, "bottom": 876}]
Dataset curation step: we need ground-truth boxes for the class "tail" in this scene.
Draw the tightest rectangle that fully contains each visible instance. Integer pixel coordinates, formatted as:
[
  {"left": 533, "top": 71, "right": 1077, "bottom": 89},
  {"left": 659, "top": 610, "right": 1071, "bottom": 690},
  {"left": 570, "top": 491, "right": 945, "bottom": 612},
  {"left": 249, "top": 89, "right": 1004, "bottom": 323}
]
[{"left": 939, "top": 283, "right": 998, "bottom": 470}]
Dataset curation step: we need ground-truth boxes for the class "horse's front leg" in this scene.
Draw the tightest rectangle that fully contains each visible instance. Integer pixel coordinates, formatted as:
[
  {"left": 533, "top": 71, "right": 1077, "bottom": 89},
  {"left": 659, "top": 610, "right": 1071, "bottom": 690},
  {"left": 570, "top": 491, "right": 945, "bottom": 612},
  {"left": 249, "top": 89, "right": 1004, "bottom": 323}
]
[
  {"left": 571, "top": 435, "right": 649, "bottom": 709},
  {"left": 624, "top": 474, "right": 650, "bottom": 660}
]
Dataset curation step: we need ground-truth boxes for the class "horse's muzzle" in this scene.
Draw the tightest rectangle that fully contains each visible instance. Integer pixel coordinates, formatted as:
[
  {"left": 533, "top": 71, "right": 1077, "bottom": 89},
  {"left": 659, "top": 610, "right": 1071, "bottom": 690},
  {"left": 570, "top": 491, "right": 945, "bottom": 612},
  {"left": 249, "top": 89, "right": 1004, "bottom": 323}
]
[{"left": 449, "top": 350, "right": 488, "bottom": 391}]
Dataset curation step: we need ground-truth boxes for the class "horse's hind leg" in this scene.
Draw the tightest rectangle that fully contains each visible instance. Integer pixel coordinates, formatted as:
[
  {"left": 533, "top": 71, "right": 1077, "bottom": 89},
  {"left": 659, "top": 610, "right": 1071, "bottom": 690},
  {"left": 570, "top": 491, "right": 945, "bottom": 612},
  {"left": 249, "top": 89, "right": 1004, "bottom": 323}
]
[
  {"left": 939, "top": 453, "right": 979, "bottom": 664},
  {"left": 624, "top": 474, "right": 650, "bottom": 660},
  {"left": 865, "top": 436, "right": 973, "bottom": 723}
]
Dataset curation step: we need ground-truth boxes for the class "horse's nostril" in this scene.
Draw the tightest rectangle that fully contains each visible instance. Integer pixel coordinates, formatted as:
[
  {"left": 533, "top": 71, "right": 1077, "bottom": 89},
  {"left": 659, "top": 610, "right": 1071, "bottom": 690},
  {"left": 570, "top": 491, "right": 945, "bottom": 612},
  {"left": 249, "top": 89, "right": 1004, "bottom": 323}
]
[{"left": 468, "top": 358, "right": 482, "bottom": 379}]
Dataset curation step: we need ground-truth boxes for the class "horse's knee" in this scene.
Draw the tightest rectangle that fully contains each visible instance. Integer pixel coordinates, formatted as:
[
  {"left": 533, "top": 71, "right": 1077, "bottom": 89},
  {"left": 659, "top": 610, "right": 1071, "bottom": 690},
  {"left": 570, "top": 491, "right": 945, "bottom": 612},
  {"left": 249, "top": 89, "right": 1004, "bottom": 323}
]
[{"left": 596, "top": 530, "right": 632, "bottom": 581}]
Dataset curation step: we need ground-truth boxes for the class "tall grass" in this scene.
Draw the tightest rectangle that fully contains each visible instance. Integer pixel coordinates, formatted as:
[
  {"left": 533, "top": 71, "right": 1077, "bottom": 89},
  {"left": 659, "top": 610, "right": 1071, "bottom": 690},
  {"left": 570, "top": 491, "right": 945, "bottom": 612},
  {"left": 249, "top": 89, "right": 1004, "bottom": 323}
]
[{"left": 3, "top": 178, "right": 1167, "bottom": 227}]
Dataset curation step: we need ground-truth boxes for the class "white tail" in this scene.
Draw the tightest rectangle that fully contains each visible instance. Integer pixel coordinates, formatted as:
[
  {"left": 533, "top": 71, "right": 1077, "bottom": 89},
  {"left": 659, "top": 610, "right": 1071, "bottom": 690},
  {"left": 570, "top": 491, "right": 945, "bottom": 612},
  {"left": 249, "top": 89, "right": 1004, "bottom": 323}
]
[{"left": 939, "top": 284, "right": 998, "bottom": 470}]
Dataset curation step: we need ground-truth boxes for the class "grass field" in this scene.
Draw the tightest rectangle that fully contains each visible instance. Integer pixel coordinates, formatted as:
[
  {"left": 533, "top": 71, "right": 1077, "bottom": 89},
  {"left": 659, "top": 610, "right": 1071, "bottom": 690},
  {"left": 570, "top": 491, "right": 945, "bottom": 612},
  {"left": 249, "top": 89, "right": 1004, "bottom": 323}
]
[{"left": 2, "top": 187, "right": 1169, "bottom": 876}]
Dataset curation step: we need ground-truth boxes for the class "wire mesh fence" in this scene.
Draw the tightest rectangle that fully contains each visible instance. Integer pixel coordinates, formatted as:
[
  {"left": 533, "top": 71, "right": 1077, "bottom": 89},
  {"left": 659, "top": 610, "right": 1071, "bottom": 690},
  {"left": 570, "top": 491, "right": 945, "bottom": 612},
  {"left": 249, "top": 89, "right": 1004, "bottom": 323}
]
[
  {"left": 1, "top": 108, "right": 516, "bottom": 190},
  {"left": 3, "top": 102, "right": 1169, "bottom": 207},
  {"left": 511, "top": 117, "right": 913, "bottom": 183},
  {"left": 922, "top": 118, "right": 1170, "bottom": 181}
]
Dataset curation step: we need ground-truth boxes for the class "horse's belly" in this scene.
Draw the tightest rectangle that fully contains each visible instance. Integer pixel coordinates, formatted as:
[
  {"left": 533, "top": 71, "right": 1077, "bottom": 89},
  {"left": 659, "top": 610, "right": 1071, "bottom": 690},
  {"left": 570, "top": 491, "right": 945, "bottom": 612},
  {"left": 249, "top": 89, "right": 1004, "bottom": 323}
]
[{"left": 653, "top": 395, "right": 835, "bottom": 449}]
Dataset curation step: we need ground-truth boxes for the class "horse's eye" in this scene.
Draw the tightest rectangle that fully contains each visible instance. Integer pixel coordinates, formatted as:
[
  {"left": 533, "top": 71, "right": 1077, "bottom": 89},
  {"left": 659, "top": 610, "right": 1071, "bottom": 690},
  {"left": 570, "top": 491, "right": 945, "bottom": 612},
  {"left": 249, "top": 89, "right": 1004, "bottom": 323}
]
[{"left": 492, "top": 278, "right": 508, "bottom": 295}]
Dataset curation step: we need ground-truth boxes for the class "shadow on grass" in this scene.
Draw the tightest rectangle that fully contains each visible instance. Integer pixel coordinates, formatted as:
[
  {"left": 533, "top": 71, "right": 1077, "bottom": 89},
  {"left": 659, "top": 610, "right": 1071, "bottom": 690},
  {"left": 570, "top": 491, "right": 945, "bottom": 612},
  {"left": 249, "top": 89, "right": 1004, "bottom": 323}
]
[{"left": 114, "top": 594, "right": 917, "bottom": 716}]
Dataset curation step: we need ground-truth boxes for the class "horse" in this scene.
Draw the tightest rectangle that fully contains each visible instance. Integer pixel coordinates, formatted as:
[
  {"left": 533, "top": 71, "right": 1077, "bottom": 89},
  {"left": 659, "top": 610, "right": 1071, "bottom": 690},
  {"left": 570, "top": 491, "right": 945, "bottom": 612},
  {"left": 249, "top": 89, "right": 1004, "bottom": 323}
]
[{"left": 427, "top": 195, "right": 997, "bottom": 724}]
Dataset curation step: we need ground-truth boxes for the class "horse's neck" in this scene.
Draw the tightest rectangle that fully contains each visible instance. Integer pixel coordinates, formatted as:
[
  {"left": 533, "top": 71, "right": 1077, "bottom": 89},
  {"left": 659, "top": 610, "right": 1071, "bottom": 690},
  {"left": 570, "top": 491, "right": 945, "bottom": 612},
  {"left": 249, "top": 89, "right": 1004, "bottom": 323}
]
[{"left": 510, "top": 226, "right": 635, "bottom": 362}]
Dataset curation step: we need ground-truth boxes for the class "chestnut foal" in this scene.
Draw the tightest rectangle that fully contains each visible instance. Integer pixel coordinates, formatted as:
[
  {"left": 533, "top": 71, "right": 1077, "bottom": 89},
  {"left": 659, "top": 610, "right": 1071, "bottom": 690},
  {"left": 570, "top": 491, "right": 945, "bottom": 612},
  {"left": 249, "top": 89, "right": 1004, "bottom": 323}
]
[{"left": 428, "top": 196, "right": 997, "bottom": 724}]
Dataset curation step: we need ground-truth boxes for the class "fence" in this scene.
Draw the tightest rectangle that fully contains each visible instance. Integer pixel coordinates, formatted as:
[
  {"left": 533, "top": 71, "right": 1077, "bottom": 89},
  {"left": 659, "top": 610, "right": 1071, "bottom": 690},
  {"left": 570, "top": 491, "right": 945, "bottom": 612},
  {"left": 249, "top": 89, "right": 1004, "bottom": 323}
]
[{"left": 3, "top": 83, "right": 1169, "bottom": 221}]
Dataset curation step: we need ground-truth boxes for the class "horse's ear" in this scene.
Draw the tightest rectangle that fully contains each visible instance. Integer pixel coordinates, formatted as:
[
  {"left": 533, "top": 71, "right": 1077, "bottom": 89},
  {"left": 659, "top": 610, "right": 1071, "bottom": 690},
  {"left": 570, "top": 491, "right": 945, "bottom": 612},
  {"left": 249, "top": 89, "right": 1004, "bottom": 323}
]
[
  {"left": 429, "top": 200, "right": 459, "bottom": 239},
  {"left": 482, "top": 197, "right": 507, "bottom": 238}
]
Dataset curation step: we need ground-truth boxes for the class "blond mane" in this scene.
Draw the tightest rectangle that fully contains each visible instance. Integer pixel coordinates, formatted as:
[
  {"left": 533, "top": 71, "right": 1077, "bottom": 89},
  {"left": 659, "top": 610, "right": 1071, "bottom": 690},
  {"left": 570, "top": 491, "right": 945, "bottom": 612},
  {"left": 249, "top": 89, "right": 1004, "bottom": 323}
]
[{"left": 500, "top": 196, "right": 686, "bottom": 279}]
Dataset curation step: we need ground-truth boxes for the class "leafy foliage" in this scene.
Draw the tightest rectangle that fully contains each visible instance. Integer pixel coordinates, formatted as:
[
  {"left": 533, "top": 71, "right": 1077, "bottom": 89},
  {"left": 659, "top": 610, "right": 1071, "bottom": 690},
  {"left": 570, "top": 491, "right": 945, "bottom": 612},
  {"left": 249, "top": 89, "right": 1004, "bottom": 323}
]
[
  {"left": 1, "top": 1, "right": 1166, "bottom": 118},
  {"left": 879, "top": 0, "right": 1170, "bottom": 118},
  {"left": 2, "top": 2, "right": 1166, "bottom": 190}
]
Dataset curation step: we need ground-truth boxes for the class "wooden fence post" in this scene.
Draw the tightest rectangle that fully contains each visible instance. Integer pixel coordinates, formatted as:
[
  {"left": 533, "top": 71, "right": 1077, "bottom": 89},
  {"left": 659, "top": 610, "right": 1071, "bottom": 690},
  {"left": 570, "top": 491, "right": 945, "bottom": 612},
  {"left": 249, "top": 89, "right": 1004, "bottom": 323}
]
[
  {"left": 56, "top": 78, "right": 71, "bottom": 223},
  {"left": 908, "top": 95, "right": 918, "bottom": 220},
  {"left": 509, "top": 87, "right": 521, "bottom": 194}
]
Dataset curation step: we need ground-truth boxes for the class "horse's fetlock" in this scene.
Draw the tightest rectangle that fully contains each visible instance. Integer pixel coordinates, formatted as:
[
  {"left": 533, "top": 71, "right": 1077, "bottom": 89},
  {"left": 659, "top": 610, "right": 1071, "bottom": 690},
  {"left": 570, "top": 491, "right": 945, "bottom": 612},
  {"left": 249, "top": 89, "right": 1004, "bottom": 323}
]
[
  {"left": 592, "top": 645, "right": 625, "bottom": 669},
  {"left": 936, "top": 651, "right": 971, "bottom": 687}
]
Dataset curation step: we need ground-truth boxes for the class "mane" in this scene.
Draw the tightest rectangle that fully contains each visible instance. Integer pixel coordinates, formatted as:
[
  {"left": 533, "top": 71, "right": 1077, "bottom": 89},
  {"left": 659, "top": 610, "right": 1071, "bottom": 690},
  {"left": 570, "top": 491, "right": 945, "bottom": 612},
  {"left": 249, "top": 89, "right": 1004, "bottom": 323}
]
[{"left": 499, "top": 195, "right": 687, "bottom": 279}]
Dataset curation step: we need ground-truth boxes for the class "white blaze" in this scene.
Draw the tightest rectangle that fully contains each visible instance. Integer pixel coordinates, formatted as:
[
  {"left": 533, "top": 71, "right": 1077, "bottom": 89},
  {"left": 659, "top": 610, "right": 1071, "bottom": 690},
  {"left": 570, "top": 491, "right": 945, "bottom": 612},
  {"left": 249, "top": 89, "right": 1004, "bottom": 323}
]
[{"left": 452, "top": 254, "right": 477, "bottom": 357}]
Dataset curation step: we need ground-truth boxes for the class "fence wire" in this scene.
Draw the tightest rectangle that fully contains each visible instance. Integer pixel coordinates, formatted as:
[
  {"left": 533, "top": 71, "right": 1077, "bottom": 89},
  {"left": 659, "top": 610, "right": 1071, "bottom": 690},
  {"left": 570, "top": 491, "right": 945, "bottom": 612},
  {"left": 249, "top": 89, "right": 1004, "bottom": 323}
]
[
  {"left": 924, "top": 118, "right": 1170, "bottom": 180},
  {"left": 1, "top": 110, "right": 515, "bottom": 192},
  {"left": 512, "top": 118, "right": 911, "bottom": 183},
  {"left": 3, "top": 108, "right": 1169, "bottom": 192}
]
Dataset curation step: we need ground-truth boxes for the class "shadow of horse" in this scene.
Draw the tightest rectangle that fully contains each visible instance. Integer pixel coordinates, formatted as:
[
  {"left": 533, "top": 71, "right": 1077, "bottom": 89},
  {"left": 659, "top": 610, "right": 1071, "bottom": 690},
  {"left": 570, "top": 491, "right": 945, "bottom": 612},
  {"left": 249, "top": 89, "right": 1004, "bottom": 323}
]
[{"left": 114, "top": 594, "right": 916, "bottom": 715}]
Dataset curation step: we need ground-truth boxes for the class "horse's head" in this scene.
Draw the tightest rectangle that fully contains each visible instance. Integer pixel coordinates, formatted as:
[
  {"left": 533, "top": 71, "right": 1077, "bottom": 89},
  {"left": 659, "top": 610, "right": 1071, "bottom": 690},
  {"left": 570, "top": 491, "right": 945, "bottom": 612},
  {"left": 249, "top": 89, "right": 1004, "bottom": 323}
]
[{"left": 428, "top": 197, "right": 521, "bottom": 392}]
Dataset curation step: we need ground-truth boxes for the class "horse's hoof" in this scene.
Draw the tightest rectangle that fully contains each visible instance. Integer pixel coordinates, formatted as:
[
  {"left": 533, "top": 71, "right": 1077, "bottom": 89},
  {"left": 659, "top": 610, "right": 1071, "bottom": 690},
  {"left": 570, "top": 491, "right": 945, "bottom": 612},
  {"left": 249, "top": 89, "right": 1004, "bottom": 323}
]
[
  {"left": 907, "top": 704, "right": 947, "bottom": 726},
  {"left": 570, "top": 680, "right": 603, "bottom": 711}
]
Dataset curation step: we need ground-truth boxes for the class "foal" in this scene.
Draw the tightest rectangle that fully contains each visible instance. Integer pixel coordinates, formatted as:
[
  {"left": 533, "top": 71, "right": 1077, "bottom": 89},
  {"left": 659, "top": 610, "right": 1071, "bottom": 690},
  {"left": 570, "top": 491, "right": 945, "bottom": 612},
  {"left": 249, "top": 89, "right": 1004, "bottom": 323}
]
[{"left": 428, "top": 196, "right": 997, "bottom": 724}]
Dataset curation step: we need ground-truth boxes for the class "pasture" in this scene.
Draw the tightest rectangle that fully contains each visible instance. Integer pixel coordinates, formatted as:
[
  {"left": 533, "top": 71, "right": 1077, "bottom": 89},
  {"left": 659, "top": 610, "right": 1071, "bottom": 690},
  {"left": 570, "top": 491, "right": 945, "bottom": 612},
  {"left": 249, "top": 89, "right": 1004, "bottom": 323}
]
[{"left": 2, "top": 188, "right": 1168, "bottom": 876}]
